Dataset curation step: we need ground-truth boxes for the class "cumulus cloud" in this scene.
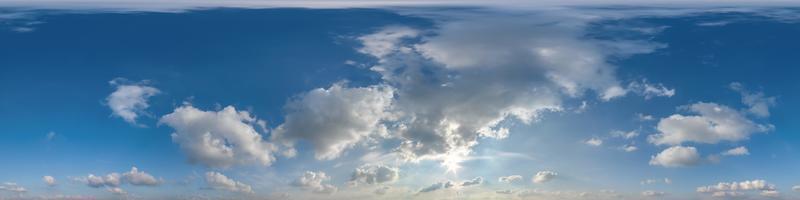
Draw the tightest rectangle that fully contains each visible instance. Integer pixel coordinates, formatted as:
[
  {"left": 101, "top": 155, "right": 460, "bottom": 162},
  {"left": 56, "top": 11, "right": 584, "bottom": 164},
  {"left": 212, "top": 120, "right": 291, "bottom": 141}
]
[
  {"left": 350, "top": 9, "right": 664, "bottom": 168},
  {"left": 106, "top": 78, "right": 160, "bottom": 126},
  {"left": 159, "top": 105, "right": 276, "bottom": 168},
  {"left": 533, "top": 171, "right": 557, "bottom": 183},
  {"left": 293, "top": 171, "right": 337, "bottom": 194},
  {"left": 43, "top": 176, "right": 56, "bottom": 186},
  {"left": 349, "top": 164, "right": 400, "bottom": 186},
  {"left": 641, "top": 190, "right": 666, "bottom": 197},
  {"left": 0, "top": 182, "right": 26, "bottom": 193},
  {"left": 730, "top": 82, "right": 776, "bottom": 118},
  {"left": 584, "top": 138, "right": 603, "bottom": 146},
  {"left": 648, "top": 102, "right": 773, "bottom": 145},
  {"left": 498, "top": 175, "right": 523, "bottom": 183},
  {"left": 722, "top": 146, "right": 750, "bottom": 156},
  {"left": 271, "top": 83, "right": 394, "bottom": 160},
  {"left": 649, "top": 146, "right": 701, "bottom": 167},
  {"left": 122, "top": 167, "right": 161, "bottom": 186},
  {"left": 78, "top": 166, "right": 162, "bottom": 194},
  {"left": 697, "top": 180, "right": 777, "bottom": 198},
  {"left": 85, "top": 173, "right": 121, "bottom": 188},
  {"left": 205, "top": 171, "right": 253, "bottom": 194}
]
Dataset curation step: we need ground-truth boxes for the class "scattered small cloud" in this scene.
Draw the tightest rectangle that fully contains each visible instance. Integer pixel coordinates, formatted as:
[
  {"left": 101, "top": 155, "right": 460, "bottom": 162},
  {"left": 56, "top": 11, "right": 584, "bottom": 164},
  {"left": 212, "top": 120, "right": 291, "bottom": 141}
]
[{"left": 533, "top": 171, "right": 557, "bottom": 184}]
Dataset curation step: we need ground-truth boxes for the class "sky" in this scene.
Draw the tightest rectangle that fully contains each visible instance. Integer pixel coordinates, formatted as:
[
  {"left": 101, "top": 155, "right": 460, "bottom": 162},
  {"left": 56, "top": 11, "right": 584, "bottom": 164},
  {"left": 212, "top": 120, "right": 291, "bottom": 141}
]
[{"left": 1, "top": 1, "right": 800, "bottom": 200}]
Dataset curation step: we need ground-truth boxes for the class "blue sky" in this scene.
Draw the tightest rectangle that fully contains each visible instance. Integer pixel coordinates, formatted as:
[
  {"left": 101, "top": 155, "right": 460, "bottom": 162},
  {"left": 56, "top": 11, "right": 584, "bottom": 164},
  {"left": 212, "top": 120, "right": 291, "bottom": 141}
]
[{"left": 1, "top": 2, "right": 800, "bottom": 200}]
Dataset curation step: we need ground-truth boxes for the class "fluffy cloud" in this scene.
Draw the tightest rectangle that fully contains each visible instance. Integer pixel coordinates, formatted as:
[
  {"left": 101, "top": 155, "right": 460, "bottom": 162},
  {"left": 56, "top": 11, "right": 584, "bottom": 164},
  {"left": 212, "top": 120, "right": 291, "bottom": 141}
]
[
  {"left": 85, "top": 173, "right": 121, "bottom": 188},
  {"left": 697, "top": 180, "right": 777, "bottom": 197},
  {"left": 722, "top": 146, "right": 750, "bottom": 156},
  {"left": 122, "top": 167, "right": 160, "bottom": 186},
  {"left": 584, "top": 138, "right": 603, "bottom": 146},
  {"left": 349, "top": 164, "right": 400, "bottom": 186},
  {"left": 160, "top": 105, "right": 276, "bottom": 168},
  {"left": 271, "top": 83, "right": 394, "bottom": 160},
  {"left": 793, "top": 185, "right": 800, "bottom": 192},
  {"left": 641, "top": 190, "right": 666, "bottom": 197},
  {"left": 106, "top": 78, "right": 160, "bottom": 125},
  {"left": 293, "top": 171, "right": 337, "bottom": 194},
  {"left": 43, "top": 176, "right": 56, "bottom": 186},
  {"left": 621, "top": 145, "right": 638, "bottom": 152},
  {"left": 648, "top": 102, "right": 772, "bottom": 145},
  {"left": 79, "top": 166, "right": 161, "bottom": 194},
  {"left": 498, "top": 175, "right": 523, "bottom": 183},
  {"left": 205, "top": 171, "right": 253, "bottom": 194},
  {"left": 533, "top": 171, "right": 557, "bottom": 183},
  {"left": 730, "top": 82, "right": 776, "bottom": 118},
  {"left": 649, "top": 146, "right": 701, "bottom": 167},
  {"left": 0, "top": 182, "right": 26, "bottom": 193},
  {"left": 351, "top": 9, "right": 664, "bottom": 167}
]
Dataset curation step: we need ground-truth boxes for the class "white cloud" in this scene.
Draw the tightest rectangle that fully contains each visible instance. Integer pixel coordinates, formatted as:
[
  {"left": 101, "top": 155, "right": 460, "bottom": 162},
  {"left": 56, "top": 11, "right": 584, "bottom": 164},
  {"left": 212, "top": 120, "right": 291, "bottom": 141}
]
[
  {"left": 498, "top": 175, "right": 523, "bottom": 183},
  {"left": 648, "top": 102, "right": 772, "bottom": 145},
  {"left": 649, "top": 146, "right": 701, "bottom": 167},
  {"left": 358, "top": 26, "right": 419, "bottom": 59},
  {"left": 641, "top": 178, "right": 671, "bottom": 185},
  {"left": 622, "top": 145, "right": 638, "bottom": 152},
  {"left": 43, "top": 176, "right": 56, "bottom": 186},
  {"left": 697, "top": 180, "right": 777, "bottom": 197},
  {"left": 122, "top": 167, "right": 160, "bottom": 186},
  {"left": 159, "top": 105, "right": 276, "bottom": 168},
  {"left": 636, "top": 113, "right": 655, "bottom": 121},
  {"left": 641, "top": 190, "right": 666, "bottom": 197},
  {"left": 533, "top": 171, "right": 557, "bottom": 183},
  {"left": 107, "top": 187, "right": 125, "bottom": 195},
  {"left": 627, "top": 80, "right": 675, "bottom": 99},
  {"left": 85, "top": 173, "right": 121, "bottom": 188},
  {"left": 611, "top": 130, "right": 639, "bottom": 140},
  {"left": 792, "top": 185, "right": 800, "bottom": 192},
  {"left": 293, "top": 171, "right": 337, "bottom": 194},
  {"left": 271, "top": 83, "right": 394, "bottom": 160},
  {"left": 722, "top": 146, "right": 750, "bottom": 156},
  {"left": 0, "top": 182, "right": 26, "bottom": 193},
  {"left": 353, "top": 7, "right": 666, "bottom": 168},
  {"left": 78, "top": 166, "right": 162, "bottom": 194},
  {"left": 761, "top": 190, "right": 780, "bottom": 197},
  {"left": 730, "top": 82, "right": 776, "bottom": 118},
  {"left": 349, "top": 164, "right": 400, "bottom": 186},
  {"left": 205, "top": 171, "right": 253, "bottom": 194},
  {"left": 106, "top": 78, "right": 160, "bottom": 126},
  {"left": 584, "top": 138, "right": 603, "bottom": 147}
]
